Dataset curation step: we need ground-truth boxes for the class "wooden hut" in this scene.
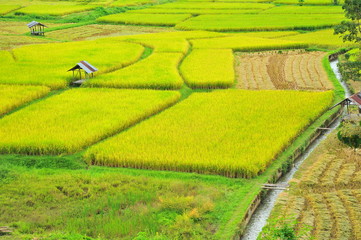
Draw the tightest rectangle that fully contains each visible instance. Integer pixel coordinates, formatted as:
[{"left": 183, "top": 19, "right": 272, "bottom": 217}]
[
  {"left": 27, "top": 21, "right": 47, "bottom": 36},
  {"left": 68, "top": 61, "right": 98, "bottom": 85},
  {"left": 331, "top": 91, "right": 361, "bottom": 115}
]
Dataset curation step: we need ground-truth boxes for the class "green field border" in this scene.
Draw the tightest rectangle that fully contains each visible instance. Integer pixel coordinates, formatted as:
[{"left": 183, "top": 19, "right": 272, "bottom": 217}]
[{"left": 215, "top": 49, "right": 345, "bottom": 239}]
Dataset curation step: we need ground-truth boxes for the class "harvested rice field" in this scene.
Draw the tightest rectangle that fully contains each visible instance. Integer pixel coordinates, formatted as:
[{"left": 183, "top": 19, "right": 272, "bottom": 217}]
[
  {"left": 235, "top": 51, "right": 333, "bottom": 90},
  {"left": 261, "top": 133, "right": 361, "bottom": 239}
]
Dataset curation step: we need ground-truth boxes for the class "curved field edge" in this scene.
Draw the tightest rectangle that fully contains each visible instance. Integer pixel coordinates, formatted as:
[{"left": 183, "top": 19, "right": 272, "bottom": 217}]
[{"left": 214, "top": 52, "right": 345, "bottom": 239}]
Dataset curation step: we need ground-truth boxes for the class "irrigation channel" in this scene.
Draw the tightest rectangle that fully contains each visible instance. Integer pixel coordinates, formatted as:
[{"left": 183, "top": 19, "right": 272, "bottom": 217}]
[{"left": 240, "top": 59, "right": 351, "bottom": 240}]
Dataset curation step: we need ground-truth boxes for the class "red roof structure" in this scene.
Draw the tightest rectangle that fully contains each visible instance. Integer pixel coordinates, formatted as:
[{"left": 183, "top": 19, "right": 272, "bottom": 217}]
[{"left": 331, "top": 91, "right": 361, "bottom": 114}]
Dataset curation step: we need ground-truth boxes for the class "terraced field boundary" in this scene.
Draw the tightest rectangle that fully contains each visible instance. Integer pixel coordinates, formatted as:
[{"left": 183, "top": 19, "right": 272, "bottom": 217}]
[{"left": 216, "top": 52, "right": 345, "bottom": 239}]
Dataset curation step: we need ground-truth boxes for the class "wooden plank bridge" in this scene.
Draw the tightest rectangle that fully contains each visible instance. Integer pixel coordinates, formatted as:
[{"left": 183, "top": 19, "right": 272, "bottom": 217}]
[{"left": 262, "top": 183, "right": 289, "bottom": 190}]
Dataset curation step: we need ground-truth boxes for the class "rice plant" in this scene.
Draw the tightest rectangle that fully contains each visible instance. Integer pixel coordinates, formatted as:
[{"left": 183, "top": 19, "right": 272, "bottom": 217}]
[
  {"left": 180, "top": 49, "right": 235, "bottom": 88},
  {"left": 0, "top": 88, "right": 180, "bottom": 155},
  {"left": 0, "top": 39, "right": 144, "bottom": 89},
  {"left": 85, "top": 52, "right": 185, "bottom": 89},
  {"left": 0, "top": 5, "right": 20, "bottom": 15},
  {"left": 175, "top": 14, "right": 345, "bottom": 31},
  {"left": 84, "top": 89, "right": 334, "bottom": 178},
  {"left": 190, "top": 35, "right": 307, "bottom": 51},
  {"left": 15, "top": 4, "right": 98, "bottom": 16},
  {"left": 0, "top": 84, "right": 50, "bottom": 116},
  {"left": 279, "top": 29, "right": 357, "bottom": 49},
  {"left": 97, "top": 13, "right": 192, "bottom": 26}
]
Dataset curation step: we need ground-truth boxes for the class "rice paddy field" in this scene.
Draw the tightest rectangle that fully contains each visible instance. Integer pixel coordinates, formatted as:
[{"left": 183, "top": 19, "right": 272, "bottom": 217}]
[{"left": 0, "top": 0, "right": 357, "bottom": 238}]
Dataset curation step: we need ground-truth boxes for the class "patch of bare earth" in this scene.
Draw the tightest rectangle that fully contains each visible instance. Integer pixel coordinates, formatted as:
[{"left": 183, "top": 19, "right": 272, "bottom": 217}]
[{"left": 235, "top": 50, "right": 333, "bottom": 91}]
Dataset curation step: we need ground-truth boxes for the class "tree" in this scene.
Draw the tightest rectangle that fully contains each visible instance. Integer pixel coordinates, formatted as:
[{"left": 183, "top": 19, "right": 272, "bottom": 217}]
[{"left": 334, "top": 0, "right": 361, "bottom": 43}]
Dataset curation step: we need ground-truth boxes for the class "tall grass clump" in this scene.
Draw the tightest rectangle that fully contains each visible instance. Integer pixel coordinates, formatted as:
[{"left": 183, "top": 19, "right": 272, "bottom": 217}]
[
  {"left": 84, "top": 89, "right": 334, "bottom": 178},
  {"left": 0, "top": 88, "right": 180, "bottom": 155}
]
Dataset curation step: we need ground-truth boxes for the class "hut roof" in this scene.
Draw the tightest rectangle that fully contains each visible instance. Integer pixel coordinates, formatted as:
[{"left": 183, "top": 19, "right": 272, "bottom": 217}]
[
  {"left": 331, "top": 91, "right": 361, "bottom": 109},
  {"left": 27, "top": 21, "right": 47, "bottom": 28},
  {"left": 68, "top": 61, "right": 98, "bottom": 74}
]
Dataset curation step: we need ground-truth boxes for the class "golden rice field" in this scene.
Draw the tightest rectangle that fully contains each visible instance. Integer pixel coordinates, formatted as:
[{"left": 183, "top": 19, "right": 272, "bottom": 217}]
[
  {"left": 262, "top": 5, "right": 343, "bottom": 14},
  {"left": 0, "top": 85, "right": 50, "bottom": 116},
  {"left": 0, "top": 88, "right": 180, "bottom": 155},
  {"left": 0, "top": 4, "right": 20, "bottom": 15},
  {"left": 279, "top": 29, "right": 357, "bottom": 49},
  {"left": 190, "top": 35, "right": 307, "bottom": 51},
  {"left": 15, "top": 4, "right": 98, "bottom": 16},
  {"left": 274, "top": 0, "right": 344, "bottom": 4},
  {"left": 0, "top": 39, "right": 144, "bottom": 89},
  {"left": 0, "top": 35, "right": 53, "bottom": 50},
  {"left": 46, "top": 24, "right": 173, "bottom": 41},
  {"left": 180, "top": 49, "right": 235, "bottom": 88},
  {"left": 111, "top": 0, "right": 154, "bottom": 7},
  {"left": 235, "top": 51, "right": 334, "bottom": 90},
  {"left": 262, "top": 133, "right": 361, "bottom": 239},
  {"left": 84, "top": 90, "right": 334, "bottom": 178},
  {"left": 175, "top": 14, "right": 345, "bottom": 31},
  {"left": 85, "top": 52, "right": 184, "bottom": 89},
  {"left": 130, "top": 8, "right": 261, "bottom": 14},
  {"left": 152, "top": 2, "right": 274, "bottom": 9},
  {"left": 97, "top": 13, "right": 192, "bottom": 26},
  {"left": 0, "top": 21, "right": 70, "bottom": 35},
  {"left": 130, "top": 38, "right": 189, "bottom": 53}
]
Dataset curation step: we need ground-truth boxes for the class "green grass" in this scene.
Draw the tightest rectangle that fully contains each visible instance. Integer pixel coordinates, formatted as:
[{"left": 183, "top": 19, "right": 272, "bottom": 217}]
[
  {"left": 180, "top": 49, "right": 235, "bottom": 88},
  {"left": 190, "top": 35, "right": 307, "bottom": 51},
  {"left": 0, "top": 85, "right": 50, "bottom": 116},
  {"left": 85, "top": 52, "right": 185, "bottom": 89},
  {"left": 97, "top": 13, "right": 192, "bottom": 26},
  {"left": 0, "top": 161, "right": 236, "bottom": 239},
  {"left": 0, "top": 88, "right": 180, "bottom": 155},
  {"left": 175, "top": 14, "right": 345, "bottom": 31}
]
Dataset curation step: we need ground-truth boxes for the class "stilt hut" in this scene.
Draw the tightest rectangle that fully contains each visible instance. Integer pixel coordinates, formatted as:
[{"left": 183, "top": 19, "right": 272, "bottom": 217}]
[
  {"left": 331, "top": 91, "right": 361, "bottom": 115},
  {"left": 27, "top": 21, "right": 47, "bottom": 36},
  {"left": 68, "top": 61, "right": 98, "bottom": 85}
]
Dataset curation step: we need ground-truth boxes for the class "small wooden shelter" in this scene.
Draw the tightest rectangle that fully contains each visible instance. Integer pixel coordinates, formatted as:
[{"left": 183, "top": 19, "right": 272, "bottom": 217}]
[
  {"left": 27, "top": 21, "right": 47, "bottom": 36},
  {"left": 331, "top": 91, "right": 361, "bottom": 114},
  {"left": 68, "top": 61, "right": 98, "bottom": 85}
]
